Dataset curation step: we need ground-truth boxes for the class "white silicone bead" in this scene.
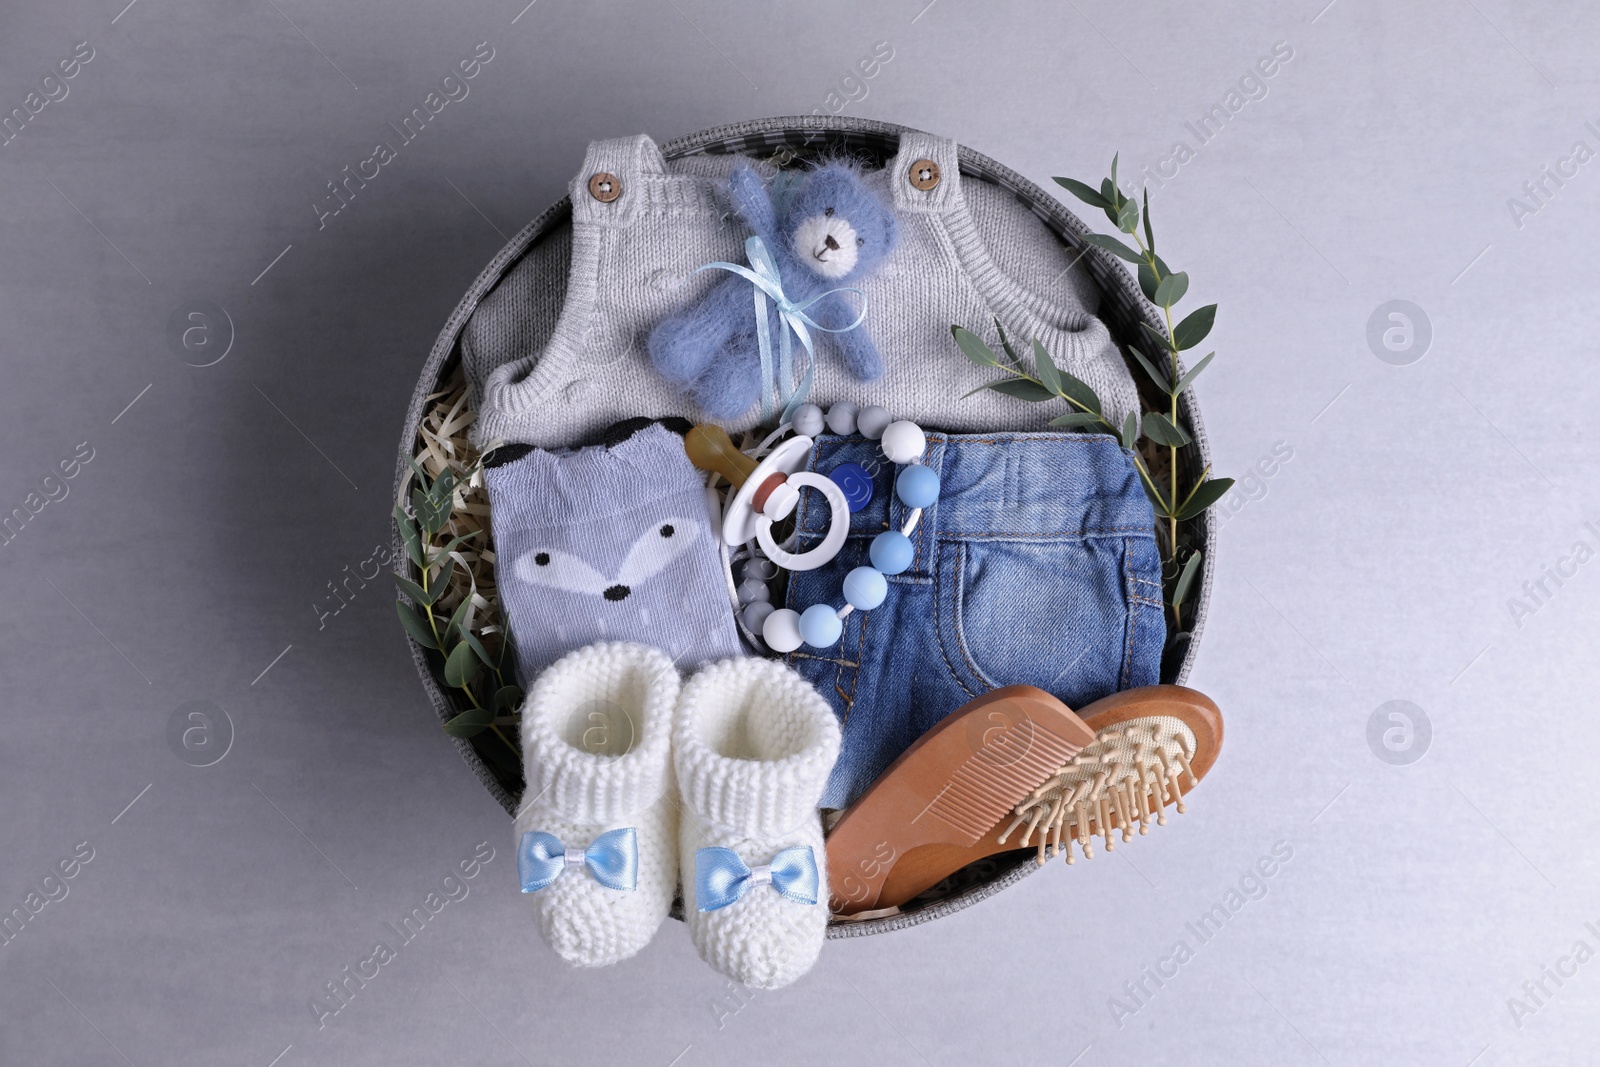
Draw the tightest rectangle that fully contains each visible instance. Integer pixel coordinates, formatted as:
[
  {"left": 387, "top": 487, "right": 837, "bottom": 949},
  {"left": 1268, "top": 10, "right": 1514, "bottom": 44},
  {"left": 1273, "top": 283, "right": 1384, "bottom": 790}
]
[
  {"left": 742, "top": 600, "right": 775, "bottom": 632},
  {"left": 880, "top": 420, "right": 927, "bottom": 464},
  {"left": 791, "top": 404, "right": 824, "bottom": 438},
  {"left": 762, "top": 607, "right": 805, "bottom": 653},
  {"left": 826, "top": 402, "right": 860, "bottom": 436},
  {"left": 857, "top": 405, "right": 892, "bottom": 440}
]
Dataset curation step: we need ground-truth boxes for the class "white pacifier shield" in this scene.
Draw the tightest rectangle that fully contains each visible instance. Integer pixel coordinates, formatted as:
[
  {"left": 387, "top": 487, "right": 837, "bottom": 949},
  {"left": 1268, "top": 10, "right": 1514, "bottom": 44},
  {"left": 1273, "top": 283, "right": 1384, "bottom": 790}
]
[{"left": 721, "top": 435, "right": 814, "bottom": 546}]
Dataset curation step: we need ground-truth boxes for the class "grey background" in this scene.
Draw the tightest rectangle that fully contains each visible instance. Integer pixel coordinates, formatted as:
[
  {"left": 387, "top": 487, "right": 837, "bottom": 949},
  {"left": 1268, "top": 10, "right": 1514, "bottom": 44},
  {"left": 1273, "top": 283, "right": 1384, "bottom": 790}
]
[{"left": 2, "top": 1, "right": 1596, "bottom": 1064}]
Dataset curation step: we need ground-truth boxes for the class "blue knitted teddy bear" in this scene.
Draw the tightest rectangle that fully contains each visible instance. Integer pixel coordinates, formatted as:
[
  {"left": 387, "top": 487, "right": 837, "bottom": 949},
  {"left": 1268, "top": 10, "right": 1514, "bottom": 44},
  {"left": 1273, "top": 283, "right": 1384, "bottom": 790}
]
[{"left": 648, "top": 160, "right": 898, "bottom": 421}]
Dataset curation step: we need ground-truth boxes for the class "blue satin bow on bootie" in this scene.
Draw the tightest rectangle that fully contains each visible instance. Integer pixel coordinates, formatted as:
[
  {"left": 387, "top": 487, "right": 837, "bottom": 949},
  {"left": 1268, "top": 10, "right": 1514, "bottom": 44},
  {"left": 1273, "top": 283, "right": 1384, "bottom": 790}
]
[
  {"left": 694, "top": 845, "right": 819, "bottom": 912},
  {"left": 519, "top": 827, "right": 638, "bottom": 893}
]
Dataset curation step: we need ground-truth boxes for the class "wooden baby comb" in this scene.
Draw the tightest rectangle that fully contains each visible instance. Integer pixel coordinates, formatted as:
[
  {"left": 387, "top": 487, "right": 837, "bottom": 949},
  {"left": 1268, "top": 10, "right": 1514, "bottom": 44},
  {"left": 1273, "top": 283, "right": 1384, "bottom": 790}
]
[{"left": 824, "top": 685, "right": 1095, "bottom": 916}]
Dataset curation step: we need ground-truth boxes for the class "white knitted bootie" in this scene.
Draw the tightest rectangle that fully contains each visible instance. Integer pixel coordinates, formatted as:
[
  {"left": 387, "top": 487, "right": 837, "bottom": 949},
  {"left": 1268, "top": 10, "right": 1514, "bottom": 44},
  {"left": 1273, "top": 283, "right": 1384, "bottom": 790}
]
[
  {"left": 674, "top": 657, "right": 841, "bottom": 989},
  {"left": 515, "top": 642, "right": 679, "bottom": 967}
]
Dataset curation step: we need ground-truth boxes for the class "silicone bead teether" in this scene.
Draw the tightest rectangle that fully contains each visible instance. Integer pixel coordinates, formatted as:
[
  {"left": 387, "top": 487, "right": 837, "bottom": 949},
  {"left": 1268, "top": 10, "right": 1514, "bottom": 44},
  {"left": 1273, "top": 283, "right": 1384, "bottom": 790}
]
[
  {"left": 857, "top": 405, "right": 892, "bottom": 440},
  {"left": 879, "top": 421, "right": 926, "bottom": 464},
  {"left": 842, "top": 567, "right": 888, "bottom": 610},
  {"left": 826, "top": 402, "right": 860, "bottom": 436},
  {"left": 870, "top": 530, "right": 914, "bottom": 575},
  {"left": 799, "top": 604, "right": 844, "bottom": 647},
  {"left": 791, "top": 404, "right": 824, "bottom": 438},
  {"left": 763, "top": 607, "right": 805, "bottom": 653},
  {"left": 895, "top": 464, "right": 940, "bottom": 509}
]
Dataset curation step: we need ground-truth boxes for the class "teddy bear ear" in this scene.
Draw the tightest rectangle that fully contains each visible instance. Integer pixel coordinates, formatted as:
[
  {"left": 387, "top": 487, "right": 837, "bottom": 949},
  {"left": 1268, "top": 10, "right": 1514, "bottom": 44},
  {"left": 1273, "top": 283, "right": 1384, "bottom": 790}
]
[{"left": 727, "top": 164, "right": 777, "bottom": 234}]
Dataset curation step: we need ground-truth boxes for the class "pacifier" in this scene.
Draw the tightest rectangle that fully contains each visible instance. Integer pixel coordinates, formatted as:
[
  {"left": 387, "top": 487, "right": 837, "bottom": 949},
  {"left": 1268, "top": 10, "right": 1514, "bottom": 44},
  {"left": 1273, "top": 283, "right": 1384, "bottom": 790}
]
[{"left": 685, "top": 424, "right": 849, "bottom": 572}]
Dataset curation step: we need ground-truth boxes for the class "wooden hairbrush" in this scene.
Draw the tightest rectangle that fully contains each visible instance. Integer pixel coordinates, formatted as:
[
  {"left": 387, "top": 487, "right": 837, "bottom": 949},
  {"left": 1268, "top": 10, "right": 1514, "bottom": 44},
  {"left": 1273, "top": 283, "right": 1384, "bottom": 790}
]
[{"left": 826, "top": 685, "right": 1223, "bottom": 917}]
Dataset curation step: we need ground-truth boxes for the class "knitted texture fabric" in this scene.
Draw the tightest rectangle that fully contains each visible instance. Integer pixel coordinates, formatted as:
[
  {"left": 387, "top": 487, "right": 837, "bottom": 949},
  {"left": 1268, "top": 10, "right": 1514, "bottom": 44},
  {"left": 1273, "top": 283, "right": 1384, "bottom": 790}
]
[
  {"left": 485, "top": 423, "right": 741, "bottom": 684},
  {"left": 472, "top": 132, "right": 1139, "bottom": 448},
  {"left": 674, "top": 657, "right": 841, "bottom": 989},
  {"left": 515, "top": 641, "right": 680, "bottom": 968}
]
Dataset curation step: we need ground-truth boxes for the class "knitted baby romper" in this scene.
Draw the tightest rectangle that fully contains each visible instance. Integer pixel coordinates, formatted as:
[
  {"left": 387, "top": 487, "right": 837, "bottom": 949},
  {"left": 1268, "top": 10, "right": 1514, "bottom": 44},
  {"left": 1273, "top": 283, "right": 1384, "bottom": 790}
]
[{"left": 472, "top": 132, "right": 1140, "bottom": 446}]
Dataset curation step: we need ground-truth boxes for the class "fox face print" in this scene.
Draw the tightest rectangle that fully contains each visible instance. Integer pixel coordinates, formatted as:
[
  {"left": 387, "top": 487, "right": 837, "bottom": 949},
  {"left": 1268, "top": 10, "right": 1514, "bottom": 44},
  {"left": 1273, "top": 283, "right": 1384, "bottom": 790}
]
[{"left": 513, "top": 516, "right": 706, "bottom": 603}]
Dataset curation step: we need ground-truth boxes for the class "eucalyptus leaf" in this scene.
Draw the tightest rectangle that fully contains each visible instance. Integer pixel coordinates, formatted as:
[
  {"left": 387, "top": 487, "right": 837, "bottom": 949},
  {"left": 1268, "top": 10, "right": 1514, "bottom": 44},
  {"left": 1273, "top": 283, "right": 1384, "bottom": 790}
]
[
  {"left": 1121, "top": 410, "right": 1139, "bottom": 451},
  {"left": 987, "top": 378, "right": 1056, "bottom": 402},
  {"left": 393, "top": 505, "right": 424, "bottom": 570},
  {"left": 1140, "top": 321, "right": 1175, "bottom": 354},
  {"left": 1099, "top": 178, "right": 1119, "bottom": 225},
  {"left": 1154, "top": 271, "right": 1189, "bottom": 308},
  {"left": 952, "top": 325, "right": 998, "bottom": 367},
  {"left": 1116, "top": 197, "right": 1140, "bottom": 234},
  {"left": 1173, "top": 304, "right": 1217, "bottom": 350},
  {"left": 1138, "top": 262, "right": 1160, "bottom": 303},
  {"left": 412, "top": 486, "right": 447, "bottom": 537},
  {"left": 1141, "top": 476, "right": 1172, "bottom": 516},
  {"left": 444, "top": 595, "right": 472, "bottom": 646},
  {"left": 1053, "top": 176, "right": 1109, "bottom": 208},
  {"left": 1031, "top": 338, "right": 1062, "bottom": 395},
  {"left": 1078, "top": 232, "right": 1144, "bottom": 265},
  {"left": 1052, "top": 369, "right": 1103, "bottom": 416},
  {"left": 407, "top": 457, "right": 433, "bottom": 494},
  {"left": 1128, "top": 346, "right": 1172, "bottom": 392},
  {"left": 1110, "top": 154, "right": 1120, "bottom": 198},
  {"left": 429, "top": 467, "right": 458, "bottom": 511},
  {"left": 1176, "top": 477, "right": 1235, "bottom": 520},
  {"left": 1173, "top": 352, "right": 1215, "bottom": 396},
  {"left": 1172, "top": 550, "right": 1203, "bottom": 607},
  {"left": 1048, "top": 412, "right": 1104, "bottom": 428},
  {"left": 426, "top": 557, "right": 456, "bottom": 603},
  {"left": 1142, "top": 411, "right": 1192, "bottom": 447},
  {"left": 396, "top": 601, "right": 438, "bottom": 650},
  {"left": 463, "top": 628, "right": 495, "bottom": 668},
  {"left": 993, "top": 319, "right": 1022, "bottom": 368},
  {"left": 493, "top": 684, "right": 526, "bottom": 713},
  {"left": 444, "top": 640, "right": 479, "bottom": 688},
  {"left": 1142, "top": 187, "right": 1154, "bottom": 254},
  {"left": 394, "top": 573, "right": 433, "bottom": 607},
  {"left": 441, "top": 706, "right": 494, "bottom": 738}
]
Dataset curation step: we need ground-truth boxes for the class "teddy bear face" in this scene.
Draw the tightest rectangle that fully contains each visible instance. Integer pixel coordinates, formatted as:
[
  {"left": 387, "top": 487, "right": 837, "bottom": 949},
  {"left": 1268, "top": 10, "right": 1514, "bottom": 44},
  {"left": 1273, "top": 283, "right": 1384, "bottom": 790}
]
[{"left": 783, "top": 165, "right": 896, "bottom": 283}]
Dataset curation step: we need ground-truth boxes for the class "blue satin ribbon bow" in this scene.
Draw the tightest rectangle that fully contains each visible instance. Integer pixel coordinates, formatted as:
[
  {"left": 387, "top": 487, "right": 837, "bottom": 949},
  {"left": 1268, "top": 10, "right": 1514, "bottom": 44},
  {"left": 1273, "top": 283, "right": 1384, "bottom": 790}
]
[
  {"left": 518, "top": 827, "right": 638, "bottom": 893},
  {"left": 696, "top": 235, "right": 869, "bottom": 425},
  {"left": 694, "top": 845, "right": 819, "bottom": 912}
]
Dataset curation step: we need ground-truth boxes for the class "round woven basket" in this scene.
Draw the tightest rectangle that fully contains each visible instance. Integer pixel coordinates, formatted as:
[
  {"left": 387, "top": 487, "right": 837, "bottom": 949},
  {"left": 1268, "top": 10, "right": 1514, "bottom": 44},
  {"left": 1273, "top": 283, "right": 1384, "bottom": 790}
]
[{"left": 393, "top": 115, "right": 1217, "bottom": 937}]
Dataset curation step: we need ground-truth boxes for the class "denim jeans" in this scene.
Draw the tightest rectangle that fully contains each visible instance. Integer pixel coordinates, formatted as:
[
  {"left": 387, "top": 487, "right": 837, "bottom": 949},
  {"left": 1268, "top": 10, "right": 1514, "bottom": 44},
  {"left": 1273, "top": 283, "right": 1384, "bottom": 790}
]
[{"left": 783, "top": 431, "right": 1165, "bottom": 810}]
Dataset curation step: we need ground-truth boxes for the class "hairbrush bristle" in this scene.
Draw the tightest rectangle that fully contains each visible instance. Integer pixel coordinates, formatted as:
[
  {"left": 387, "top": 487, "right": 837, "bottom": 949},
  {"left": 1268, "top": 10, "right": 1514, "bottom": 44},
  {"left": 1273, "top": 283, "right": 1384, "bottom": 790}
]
[{"left": 1011, "top": 716, "right": 1199, "bottom": 866}]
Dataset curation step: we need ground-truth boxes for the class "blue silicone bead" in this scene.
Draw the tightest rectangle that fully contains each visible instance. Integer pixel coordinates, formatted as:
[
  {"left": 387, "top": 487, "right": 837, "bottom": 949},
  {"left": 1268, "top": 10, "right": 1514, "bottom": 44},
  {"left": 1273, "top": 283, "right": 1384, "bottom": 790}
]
[
  {"left": 842, "top": 566, "right": 888, "bottom": 610},
  {"left": 799, "top": 603, "right": 844, "bottom": 647},
  {"left": 895, "top": 464, "right": 940, "bottom": 509},
  {"left": 870, "top": 530, "right": 914, "bottom": 575}
]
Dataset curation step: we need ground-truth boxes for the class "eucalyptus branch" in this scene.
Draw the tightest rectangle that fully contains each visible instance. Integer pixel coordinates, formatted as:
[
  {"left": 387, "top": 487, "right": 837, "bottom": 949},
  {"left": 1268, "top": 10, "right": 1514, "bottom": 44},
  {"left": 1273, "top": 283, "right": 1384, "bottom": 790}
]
[{"left": 393, "top": 459, "right": 523, "bottom": 756}]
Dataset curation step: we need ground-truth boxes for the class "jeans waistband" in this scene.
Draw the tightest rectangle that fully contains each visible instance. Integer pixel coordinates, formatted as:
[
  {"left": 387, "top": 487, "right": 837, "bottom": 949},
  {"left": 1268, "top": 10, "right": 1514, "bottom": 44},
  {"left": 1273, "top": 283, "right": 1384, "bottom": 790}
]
[{"left": 794, "top": 431, "right": 1154, "bottom": 545}]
